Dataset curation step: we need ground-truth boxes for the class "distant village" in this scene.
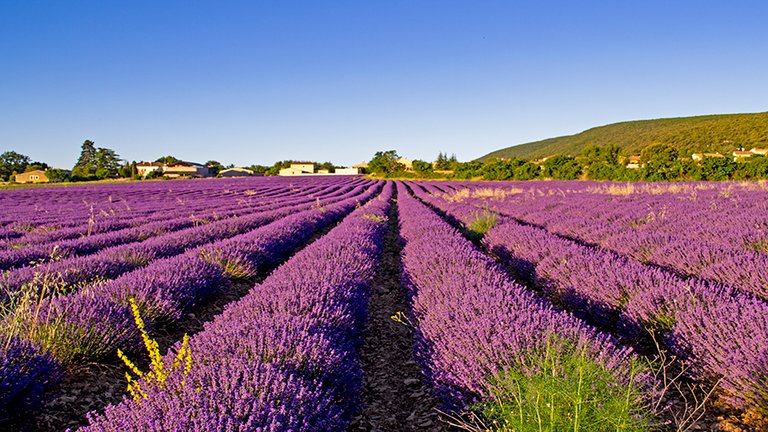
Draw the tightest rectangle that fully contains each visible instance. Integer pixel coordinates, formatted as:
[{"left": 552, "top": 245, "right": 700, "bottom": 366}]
[
  {"left": 5, "top": 138, "right": 768, "bottom": 186},
  {"left": 10, "top": 160, "right": 369, "bottom": 184}
]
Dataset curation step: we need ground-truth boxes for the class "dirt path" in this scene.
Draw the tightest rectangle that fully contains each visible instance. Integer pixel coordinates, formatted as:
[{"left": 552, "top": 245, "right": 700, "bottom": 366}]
[{"left": 351, "top": 194, "right": 448, "bottom": 432}]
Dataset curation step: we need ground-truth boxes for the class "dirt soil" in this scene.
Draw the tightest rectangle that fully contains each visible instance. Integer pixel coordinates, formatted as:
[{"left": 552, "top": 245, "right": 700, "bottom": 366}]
[{"left": 350, "top": 196, "right": 450, "bottom": 432}]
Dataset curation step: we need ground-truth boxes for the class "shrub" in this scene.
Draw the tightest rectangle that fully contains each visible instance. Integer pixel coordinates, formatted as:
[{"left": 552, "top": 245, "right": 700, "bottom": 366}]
[
  {"left": 466, "top": 210, "right": 498, "bottom": 242},
  {"left": 476, "top": 337, "right": 653, "bottom": 432}
]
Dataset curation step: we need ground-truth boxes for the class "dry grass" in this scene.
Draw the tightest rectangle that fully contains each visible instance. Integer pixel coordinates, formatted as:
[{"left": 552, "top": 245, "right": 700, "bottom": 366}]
[{"left": 442, "top": 187, "right": 524, "bottom": 202}]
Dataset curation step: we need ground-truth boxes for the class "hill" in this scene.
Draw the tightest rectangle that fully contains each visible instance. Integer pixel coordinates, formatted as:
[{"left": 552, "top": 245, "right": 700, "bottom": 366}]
[{"left": 478, "top": 112, "right": 768, "bottom": 161}]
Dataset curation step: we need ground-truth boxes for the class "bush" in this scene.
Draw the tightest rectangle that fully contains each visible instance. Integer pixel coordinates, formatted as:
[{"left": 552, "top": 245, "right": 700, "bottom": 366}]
[{"left": 476, "top": 337, "right": 654, "bottom": 431}]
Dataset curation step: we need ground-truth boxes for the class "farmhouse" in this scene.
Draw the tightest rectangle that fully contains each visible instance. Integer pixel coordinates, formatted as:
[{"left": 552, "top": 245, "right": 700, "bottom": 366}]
[
  {"left": 279, "top": 162, "right": 316, "bottom": 176},
  {"left": 219, "top": 168, "right": 254, "bottom": 177},
  {"left": 397, "top": 157, "right": 414, "bottom": 171},
  {"left": 691, "top": 152, "right": 725, "bottom": 162},
  {"left": 136, "top": 161, "right": 210, "bottom": 178},
  {"left": 335, "top": 167, "right": 360, "bottom": 175},
  {"left": 163, "top": 162, "right": 209, "bottom": 178},
  {"left": 136, "top": 162, "right": 165, "bottom": 177},
  {"left": 14, "top": 170, "right": 48, "bottom": 184},
  {"left": 750, "top": 148, "right": 768, "bottom": 156},
  {"left": 733, "top": 151, "right": 754, "bottom": 160},
  {"left": 626, "top": 155, "right": 642, "bottom": 169}
]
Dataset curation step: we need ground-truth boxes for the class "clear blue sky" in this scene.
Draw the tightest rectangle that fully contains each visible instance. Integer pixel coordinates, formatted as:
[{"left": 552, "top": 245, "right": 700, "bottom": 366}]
[{"left": 1, "top": 1, "right": 767, "bottom": 168}]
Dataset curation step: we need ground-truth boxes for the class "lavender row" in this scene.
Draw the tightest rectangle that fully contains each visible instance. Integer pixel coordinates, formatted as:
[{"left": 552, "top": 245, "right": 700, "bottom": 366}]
[
  {"left": 409, "top": 182, "right": 768, "bottom": 412},
  {"left": 0, "top": 179, "right": 248, "bottom": 232},
  {"left": 440, "top": 181, "right": 768, "bottom": 301},
  {"left": 77, "top": 183, "right": 393, "bottom": 431},
  {"left": 0, "top": 181, "right": 374, "bottom": 303},
  {"left": 0, "top": 182, "right": 383, "bottom": 423},
  {"left": 0, "top": 180, "right": 357, "bottom": 270},
  {"left": 394, "top": 182, "right": 651, "bottom": 416},
  {"left": 1, "top": 177, "right": 365, "bottom": 250},
  {"left": 0, "top": 176, "right": 364, "bottom": 247},
  {"left": 483, "top": 221, "right": 768, "bottom": 411}
]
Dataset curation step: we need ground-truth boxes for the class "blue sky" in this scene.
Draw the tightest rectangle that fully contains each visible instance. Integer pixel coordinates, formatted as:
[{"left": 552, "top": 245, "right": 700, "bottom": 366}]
[{"left": 1, "top": 1, "right": 767, "bottom": 168}]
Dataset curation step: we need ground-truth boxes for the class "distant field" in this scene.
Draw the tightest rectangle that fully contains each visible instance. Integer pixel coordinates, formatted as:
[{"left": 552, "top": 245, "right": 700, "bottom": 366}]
[{"left": 1, "top": 177, "right": 765, "bottom": 431}]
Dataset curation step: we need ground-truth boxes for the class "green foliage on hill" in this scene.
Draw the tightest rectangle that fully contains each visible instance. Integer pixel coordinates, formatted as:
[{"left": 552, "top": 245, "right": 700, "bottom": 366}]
[{"left": 478, "top": 112, "right": 768, "bottom": 161}]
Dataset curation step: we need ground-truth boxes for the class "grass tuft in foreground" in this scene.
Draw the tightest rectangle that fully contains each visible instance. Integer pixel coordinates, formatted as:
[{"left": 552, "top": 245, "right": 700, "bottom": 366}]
[{"left": 475, "top": 338, "right": 654, "bottom": 432}]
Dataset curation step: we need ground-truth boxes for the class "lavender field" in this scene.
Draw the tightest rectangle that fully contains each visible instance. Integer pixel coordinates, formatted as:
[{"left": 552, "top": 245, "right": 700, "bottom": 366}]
[{"left": 1, "top": 177, "right": 767, "bottom": 431}]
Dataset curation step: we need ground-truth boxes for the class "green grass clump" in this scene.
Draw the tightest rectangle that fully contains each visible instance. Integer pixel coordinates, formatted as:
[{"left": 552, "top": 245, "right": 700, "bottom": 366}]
[
  {"left": 476, "top": 339, "right": 653, "bottom": 432},
  {"left": 466, "top": 210, "right": 498, "bottom": 242}
]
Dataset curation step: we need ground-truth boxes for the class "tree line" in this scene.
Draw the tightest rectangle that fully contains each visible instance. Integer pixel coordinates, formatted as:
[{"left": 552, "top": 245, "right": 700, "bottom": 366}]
[
  {"left": 365, "top": 144, "right": 768, "bottom": 181},
  {"left": 6, "top": 139, "right": 768, "bottom": 184},
  {"left": 1, "top": 139, "right": 343, "bottom": 183}
]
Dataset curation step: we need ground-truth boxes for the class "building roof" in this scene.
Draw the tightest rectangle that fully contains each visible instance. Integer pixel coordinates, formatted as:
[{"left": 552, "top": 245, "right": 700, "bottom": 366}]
[
  {"left": 220, "top": 168, "right": 253, "bottom": 174},
  {"left": 18, "top": 170, "right": 46, "bottom": 175},
  {"left": 733, "top": 151, "right": 754, "bottom": 156},
  {"left": 168, "top": 161, "right": 206, "bottom": 168}
]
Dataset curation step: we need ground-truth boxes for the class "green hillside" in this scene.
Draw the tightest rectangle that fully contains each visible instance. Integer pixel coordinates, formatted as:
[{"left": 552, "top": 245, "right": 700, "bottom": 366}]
[{"left": 478, "top": 112, "right": 768, "bottom": 161}]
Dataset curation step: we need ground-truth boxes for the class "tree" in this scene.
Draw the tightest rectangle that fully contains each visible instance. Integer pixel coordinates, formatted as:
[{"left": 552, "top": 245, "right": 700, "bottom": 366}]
[
  {"left": 436, "top": 152, "right": 450, "bottom": 170},
  {"left": 24, "top": 161, "right": 49, "bottom": 172},
  {"left": 697, "top": 156, "right": 737, "bottom": 181},
  {"left": 434, "top": 152, "right": 455, "bottom": 170},
  {"left": 206, "top": 160, "right": 224, "bottom": 176},
  {"left": 513, "top": 160, "right": 541, "bottom": 180},
  {"left": 412, "top": 159, "right": 433, "bottom": 174},
  {"left": 454, "top": 161, "right": 483, "bottom": 179},
  {"left": 482, "top": 158, "right": 541, "bottom": 181},
  {"left": 265, "top": 160, "right": 292, "bottom": 176},
  {"left": 448, "top": 153, "right": 458, "bottom": 170},
  {"left": 72, "top": 140, "right": 98, "bottom": 178},
  {"left": 95, "top": 148, "right": 121, "bottom": 178},
  {"left": 482, "top": 159, "right": 516, "bottom": 180},
  {"left": 581, "top": 143, "right": 621, "bottom": 166},
  {"left": 542, "top": 155, "right": 581, "bottom": 180},
  {"left": 72, "top": 140, "right": 123, "bottom": 180},
  {"left": 734, "top": 155, "right": 768, "bottom": 180},
  {"left": 317, "top": 161, "right": 336, "bottom": 173},
  {"left": 368, "top": 150, "right": 404, "bottom": 175},
  {"left": 156, "top": 155, "right": 181, "bottom": 165},
  {"left": 45, "top": 168, "right": 71, "bottom": 183},
  {"left": 640, "top": 143, "right": 680, "bottom": 181},
  {"left": 248, "top": 164, "right": 270, "bottom": 175},
  {"left": 118, "top": 161, "right": 136, "bottom": 178},
  {"left": 0, "top": 151, "right": 32, "bottom": 181}
]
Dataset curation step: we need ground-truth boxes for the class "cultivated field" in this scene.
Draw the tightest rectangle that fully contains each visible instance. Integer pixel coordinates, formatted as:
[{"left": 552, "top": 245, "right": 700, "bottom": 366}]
[{"left": 1, "top": 178, "right": 766, "bottom": 431}]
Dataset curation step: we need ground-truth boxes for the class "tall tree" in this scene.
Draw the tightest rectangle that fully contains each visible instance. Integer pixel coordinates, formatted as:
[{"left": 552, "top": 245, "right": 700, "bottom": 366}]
[
  {"left": 434, "top": 152, "right": 451, "bottom": 170},
  {"left": 0, "top": 151, "right": 31, "bottom": 181},
  {"left": 206, "top": 160, "right": 224, "bottom": 176},
  {"left": 73, "top": 140, "right": 98, "bottom": 177},
  {"left": 95, "top": 147, "right": 121, "bottom": 178}
]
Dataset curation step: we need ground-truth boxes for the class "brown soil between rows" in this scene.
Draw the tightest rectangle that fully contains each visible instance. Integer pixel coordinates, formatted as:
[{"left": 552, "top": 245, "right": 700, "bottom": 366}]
[{"left": 351, "top": 195, "right": 449, "bottom": 432}]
